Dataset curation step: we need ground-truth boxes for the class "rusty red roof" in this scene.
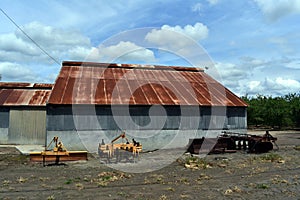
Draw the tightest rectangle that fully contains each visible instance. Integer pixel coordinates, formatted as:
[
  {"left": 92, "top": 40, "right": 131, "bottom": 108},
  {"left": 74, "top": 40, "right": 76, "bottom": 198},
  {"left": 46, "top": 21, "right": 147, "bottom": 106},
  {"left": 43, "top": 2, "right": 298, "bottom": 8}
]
[
  {"left": 0, "top": 82, "right": 53, "bottom": 89},
  {"left": 0, "top": 82, "right": 52, "bottom": 106},
  {"left": 48, "top": 61, "right": 247, "bottom": 106}
]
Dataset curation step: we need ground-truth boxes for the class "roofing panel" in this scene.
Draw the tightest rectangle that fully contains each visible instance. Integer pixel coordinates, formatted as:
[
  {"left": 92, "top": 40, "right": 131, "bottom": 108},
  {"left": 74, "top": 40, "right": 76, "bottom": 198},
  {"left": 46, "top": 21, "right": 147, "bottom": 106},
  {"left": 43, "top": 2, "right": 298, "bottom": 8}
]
[
  {"left": 63, "top": 77, "right": 76, "bottom": 104},
  {"left": 48, "top": 61, "right": 247, "bottom": 107},
  {"left": 0, "top": 82, "right": 53, "bottom": 89},
  {"left": 0, "top": 90, "right": 12, "bottom": 105},
  {"left": 128, "top": 80, "right": 147, "bottom": 105},
  {"left": 0, "top": 82, "right": 52, "bottom": 106},
  {"left": 105, "top": 79, "right": 117, "bottom": 105},
  {"left": 48, "top": 77, "right": 66, "bottom": 104},
  {"left": 0, "top": 89, "right": 51, "bottom": 107},
  {"left": 94, "top": 79, "right": 106, "bottom": 104},
  {"left": 0, "top": 82, "right": 32, "bottom": 88}
]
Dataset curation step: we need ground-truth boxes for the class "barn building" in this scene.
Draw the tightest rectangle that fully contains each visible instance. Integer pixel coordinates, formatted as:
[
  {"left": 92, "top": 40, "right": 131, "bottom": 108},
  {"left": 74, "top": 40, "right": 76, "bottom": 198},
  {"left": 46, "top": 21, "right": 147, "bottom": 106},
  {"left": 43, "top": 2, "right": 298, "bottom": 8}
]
[
  {"left": 0, "top": 83, "right": 52, "bottom": 145},
  {"left": 46, "top": 61, "right": 247, "bottom": 151}
]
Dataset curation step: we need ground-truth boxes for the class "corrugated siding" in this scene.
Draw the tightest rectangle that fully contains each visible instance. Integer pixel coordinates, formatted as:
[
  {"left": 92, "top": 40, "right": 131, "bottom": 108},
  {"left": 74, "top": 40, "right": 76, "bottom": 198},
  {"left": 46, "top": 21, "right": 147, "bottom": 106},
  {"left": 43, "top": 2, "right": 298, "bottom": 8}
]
[
  {"left": 47, "top": 105, "right": 247, "bottom": 131},
  {"left": 0, "top": 107, "right": 9, "bottom": 128},
  {"left": 9, "top": 108, "right": 46, "bottom": 144}
]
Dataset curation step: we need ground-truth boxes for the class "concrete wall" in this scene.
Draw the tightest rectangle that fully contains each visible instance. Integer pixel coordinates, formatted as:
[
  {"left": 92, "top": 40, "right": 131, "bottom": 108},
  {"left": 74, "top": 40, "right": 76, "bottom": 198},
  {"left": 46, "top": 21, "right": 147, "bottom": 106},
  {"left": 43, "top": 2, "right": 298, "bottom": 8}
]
[
  {"left": 0, "top": 107, "right": 9, "bottom": 144},
  {"left": 47, "top": 105, "right": 247, "bottom": 151},
  {"left": 0, "top": 107, "right": 47, "bottom": 145},
  {"left": 47, "top": 129, "right": 247, "bottom": 151}
]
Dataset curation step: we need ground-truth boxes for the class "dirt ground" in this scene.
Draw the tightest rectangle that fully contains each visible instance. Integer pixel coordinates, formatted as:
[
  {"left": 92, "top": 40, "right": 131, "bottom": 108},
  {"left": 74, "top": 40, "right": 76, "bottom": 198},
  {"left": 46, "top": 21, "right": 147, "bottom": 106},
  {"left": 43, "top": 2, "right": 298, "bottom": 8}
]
[{"left": 0, "top": 131, "right": 300, "bottom": 200}]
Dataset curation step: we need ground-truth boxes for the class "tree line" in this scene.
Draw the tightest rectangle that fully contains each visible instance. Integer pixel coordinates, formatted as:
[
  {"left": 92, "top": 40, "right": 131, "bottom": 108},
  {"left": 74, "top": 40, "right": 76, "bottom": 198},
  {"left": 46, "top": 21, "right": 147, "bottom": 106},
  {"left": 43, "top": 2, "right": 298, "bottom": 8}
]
[{"left": 241, "top": 93, "right": 300, "bottom": 129}]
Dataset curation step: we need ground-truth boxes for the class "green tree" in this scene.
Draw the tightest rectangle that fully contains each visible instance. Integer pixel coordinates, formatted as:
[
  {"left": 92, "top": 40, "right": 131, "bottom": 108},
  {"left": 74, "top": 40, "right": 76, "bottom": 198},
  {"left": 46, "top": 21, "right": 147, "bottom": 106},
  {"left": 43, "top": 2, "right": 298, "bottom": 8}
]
[{"left": 241, "top": 93, "right": 300, "bottom": 129}]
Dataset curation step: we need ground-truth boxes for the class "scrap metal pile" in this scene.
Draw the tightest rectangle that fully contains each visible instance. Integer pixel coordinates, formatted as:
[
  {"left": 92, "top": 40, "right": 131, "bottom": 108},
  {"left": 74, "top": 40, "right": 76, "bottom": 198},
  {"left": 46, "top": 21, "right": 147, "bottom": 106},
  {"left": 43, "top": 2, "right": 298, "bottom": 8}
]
[{"left": 188, "top": 131, "right": 278, "bottom": 154}]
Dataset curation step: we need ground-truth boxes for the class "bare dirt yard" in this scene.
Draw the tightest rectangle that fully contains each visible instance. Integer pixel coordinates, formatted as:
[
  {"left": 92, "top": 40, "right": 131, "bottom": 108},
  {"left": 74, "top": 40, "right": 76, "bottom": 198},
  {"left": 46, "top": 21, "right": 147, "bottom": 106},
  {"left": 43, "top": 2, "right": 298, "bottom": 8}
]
[{"left": 0, "top": 131, "right": 300, "bottom": 200}]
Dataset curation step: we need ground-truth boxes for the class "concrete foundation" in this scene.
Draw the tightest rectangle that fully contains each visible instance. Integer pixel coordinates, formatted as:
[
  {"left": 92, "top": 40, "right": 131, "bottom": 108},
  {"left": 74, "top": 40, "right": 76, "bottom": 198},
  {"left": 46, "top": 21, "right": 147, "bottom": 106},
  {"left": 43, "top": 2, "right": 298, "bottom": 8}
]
[{"left": 47, "top": 129, "right": 247, "bottom": 152}]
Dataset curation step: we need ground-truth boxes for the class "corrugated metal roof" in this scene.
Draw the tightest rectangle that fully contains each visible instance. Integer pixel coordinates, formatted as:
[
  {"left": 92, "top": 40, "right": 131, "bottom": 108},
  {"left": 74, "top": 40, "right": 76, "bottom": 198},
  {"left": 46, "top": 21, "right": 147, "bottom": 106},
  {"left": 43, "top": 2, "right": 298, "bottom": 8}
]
[
  {"left": 48, "top": 61, "right": 247, "bottom": 106},
  {"left": 0, "top": 82, "right": 52, "bottom": 106},
  {"left": 0, "top": 82, "right": 53, "bottom": 89}
]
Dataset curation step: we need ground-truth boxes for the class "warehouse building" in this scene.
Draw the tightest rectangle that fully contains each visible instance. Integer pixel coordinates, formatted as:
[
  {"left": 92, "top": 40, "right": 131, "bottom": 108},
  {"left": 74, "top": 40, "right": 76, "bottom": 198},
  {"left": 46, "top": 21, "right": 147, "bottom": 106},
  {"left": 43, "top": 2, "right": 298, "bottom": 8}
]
[
  {"left": 0, "top": 83, "right": 52, "bottom": 144},
  {"left": 47, "top": 61, "right": 247, "bottom": 151}
]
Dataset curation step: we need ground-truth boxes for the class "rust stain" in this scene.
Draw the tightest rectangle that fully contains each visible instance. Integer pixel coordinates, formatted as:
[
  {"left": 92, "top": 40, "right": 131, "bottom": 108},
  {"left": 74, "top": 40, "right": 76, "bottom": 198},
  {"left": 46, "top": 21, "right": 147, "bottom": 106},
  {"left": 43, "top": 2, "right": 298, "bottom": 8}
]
[
  {"left": 0, "top": 82, "right": 52, "bottom": 106},
  {"left": 0, "top": 82, "right": 32, "bottom": 88},
  {"left": 0, "top": 90, "right": 13, "bottom": 105}
]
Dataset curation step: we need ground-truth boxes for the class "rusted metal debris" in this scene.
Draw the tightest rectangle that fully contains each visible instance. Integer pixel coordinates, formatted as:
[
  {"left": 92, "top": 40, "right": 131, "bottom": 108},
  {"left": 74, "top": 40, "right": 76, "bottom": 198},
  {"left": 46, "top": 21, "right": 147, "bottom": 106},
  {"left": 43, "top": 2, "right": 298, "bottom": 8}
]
[
  {"left": 48, "top": 61, "right": 248, "bottom": 106},
  {"left": 187, "top": 131, "right": 278, "bottom": 154}
]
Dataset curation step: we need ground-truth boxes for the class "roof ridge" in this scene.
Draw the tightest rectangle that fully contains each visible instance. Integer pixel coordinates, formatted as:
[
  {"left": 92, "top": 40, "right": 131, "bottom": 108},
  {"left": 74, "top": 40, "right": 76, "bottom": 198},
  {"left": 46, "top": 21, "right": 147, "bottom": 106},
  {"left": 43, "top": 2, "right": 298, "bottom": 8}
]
[
  {"left": 0, "top": 82, "right": 53, "bottom": 89},
  {"left": 62, "top": 61, "right": 204, "bottom": 72}
]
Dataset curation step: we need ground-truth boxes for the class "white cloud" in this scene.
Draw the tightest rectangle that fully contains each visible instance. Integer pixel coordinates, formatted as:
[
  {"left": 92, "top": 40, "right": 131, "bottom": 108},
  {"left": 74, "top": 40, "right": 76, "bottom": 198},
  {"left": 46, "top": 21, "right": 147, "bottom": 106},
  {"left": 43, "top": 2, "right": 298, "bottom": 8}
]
[
  {"left": 213, "top": 62, "right": 248, "bottom": 93},
  {"left": 0, "top": 21, "right": 92, "bottom": 64},
  {"left": 0, "top": 33, "right": 40, "bottom": 56},
  {"left": 275, "top": 77, "right": 300, "bottom": 88},
  {"left": 269, "top": 37, "right": 294, "bottom": 54},
  {"left": 248, "top": 81, "right": 261, "bottom": 91},
  {"left": 240, "top": 56, "right": 268, "bottom": 68},
  {"left": 215, "top": 62, "right": 246, "bottom": 80},
  {"left": 86, "top": 41, "right": 156, "bottom": 63},
  {"left": 254, "top": 0, "right": 300, "bottom": 21},
  {"left": 243, "top": 77, "right": 300, "bottom": 96},
  {"left": 145, "top": 23, "right": 209, "bottom": 50},
  {"left": 16, "top": 21, "right": 90, "bottom": 50},
  {"left": 68, "top": 46, "right": 94, "bottom": 61},
  {"left": 191, "top": 3, "right": 202, "bottom": 13},
  {"left": 0, "top": 62, "right": 37, "bottom": 81},
  {"left": 207, "top": 0, "right": 219, "bottom": 5}
]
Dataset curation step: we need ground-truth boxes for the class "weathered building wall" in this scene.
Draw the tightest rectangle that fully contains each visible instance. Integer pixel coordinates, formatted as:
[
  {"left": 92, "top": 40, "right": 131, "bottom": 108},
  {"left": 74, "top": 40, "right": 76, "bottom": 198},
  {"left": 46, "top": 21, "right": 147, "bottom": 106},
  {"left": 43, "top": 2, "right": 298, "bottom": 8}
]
[
  {"left": 0, "top": 107, "right": 9, "bottom": 143},
  {"left": 8, "top": 107, "right": 46, "bottom": 145},
  {"left": 47, "top": 105, "right": 247, "bottom": 150},
  {"left": 45, "top": 61, "right": 248, "bottom": 151}
]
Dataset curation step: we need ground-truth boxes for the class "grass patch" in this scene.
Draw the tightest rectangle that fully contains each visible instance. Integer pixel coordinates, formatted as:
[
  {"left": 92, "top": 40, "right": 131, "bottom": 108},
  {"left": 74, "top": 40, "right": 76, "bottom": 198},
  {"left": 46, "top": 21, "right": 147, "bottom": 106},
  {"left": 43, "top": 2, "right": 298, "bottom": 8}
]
[
  {"left": 294, "top": 146, "right": 300, "bottom": 151},
  {"left": 256, "top": 183, "right": 269, "bottom": 189},
  {"left": 259, "top": 153, "right": 283, "bottom": 162},
  {"left": 17, "top": 177, "right": 27, "bottom": 184},
  {"left": 2, "top": 180, "right": 11, "bottom": 186},
  {"left": 75, "top": 183, "right": 84, "bottom": 190},
  {"left": 181, "top": 156, "right": 212, "bottom": 170},
  {"left": 93, "top": 171, "right": 131, "bottom": 187},
  {"left": 64, "top": 179, "right": 72, "bottom": 185},
  {"left": 224, "top": 186, "right": 242, "bottom": 195},
  {"left": 47, "top": 195, "right": 55, "bottom": 200},
  {"left": 159, "top": 194, "right": 168, "bottom": 200},
  {"left": 165, "top": 187, "right": 175, "bottom": 192}
]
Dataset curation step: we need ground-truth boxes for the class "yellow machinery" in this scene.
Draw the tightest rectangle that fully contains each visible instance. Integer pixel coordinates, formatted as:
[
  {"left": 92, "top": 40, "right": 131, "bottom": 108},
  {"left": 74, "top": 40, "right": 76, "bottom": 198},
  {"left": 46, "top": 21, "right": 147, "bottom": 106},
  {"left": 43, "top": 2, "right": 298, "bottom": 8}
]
[
  {"left": 45, "top": 136, "right": 68, "bottom": 152},
  {"left": 30, "top": 136, "right": 88, "bottom": 166},
  {"left": 98, "top": 132, "right": 142, "bottom": 163}
]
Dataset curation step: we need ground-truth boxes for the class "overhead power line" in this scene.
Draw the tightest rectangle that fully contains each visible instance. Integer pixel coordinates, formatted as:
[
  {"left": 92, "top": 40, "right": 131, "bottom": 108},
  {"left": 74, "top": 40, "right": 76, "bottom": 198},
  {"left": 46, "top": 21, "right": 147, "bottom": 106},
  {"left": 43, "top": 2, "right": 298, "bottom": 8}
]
[{"left": 0, "top": 8, "right": 60, "bottom": 65}]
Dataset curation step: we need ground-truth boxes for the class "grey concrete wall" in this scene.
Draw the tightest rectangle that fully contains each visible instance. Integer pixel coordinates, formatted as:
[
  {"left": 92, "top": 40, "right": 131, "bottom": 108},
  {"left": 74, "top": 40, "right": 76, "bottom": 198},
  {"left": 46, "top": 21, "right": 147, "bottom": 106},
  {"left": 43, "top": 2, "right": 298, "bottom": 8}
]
[
  {"left": 9, "top": 108, "right": 46, "bottom": 145},
  {"left": 0, "top": 108, "right": 9, "bottom": 144},
  {"left": 47, "top": 105, "right": 247, "bottom": 131},
  {"left": 46, "top": 105, "right": 247, "bottom": 151},
  {"left": 47, "top": 129, "right": 247, "bottom": 151},
  {"left": 0, "top": 128, "right": 8, "bottom": 144}
]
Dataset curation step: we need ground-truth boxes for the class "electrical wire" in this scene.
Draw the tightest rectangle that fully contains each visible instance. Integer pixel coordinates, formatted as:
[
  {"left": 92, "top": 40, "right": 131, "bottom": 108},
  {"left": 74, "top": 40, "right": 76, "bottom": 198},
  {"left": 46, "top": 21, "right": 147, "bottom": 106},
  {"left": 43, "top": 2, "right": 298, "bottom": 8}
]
[{"left": 0, "top": 8, "right": 60, "bottom": 65}]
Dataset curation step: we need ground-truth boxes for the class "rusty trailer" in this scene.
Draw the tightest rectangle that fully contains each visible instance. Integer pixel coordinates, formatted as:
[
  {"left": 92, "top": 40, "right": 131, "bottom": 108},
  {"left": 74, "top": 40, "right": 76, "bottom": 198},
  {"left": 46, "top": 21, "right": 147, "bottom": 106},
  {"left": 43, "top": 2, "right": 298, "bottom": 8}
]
[{"left": 187, "top": 131, "right": 278, "bottom": 154}]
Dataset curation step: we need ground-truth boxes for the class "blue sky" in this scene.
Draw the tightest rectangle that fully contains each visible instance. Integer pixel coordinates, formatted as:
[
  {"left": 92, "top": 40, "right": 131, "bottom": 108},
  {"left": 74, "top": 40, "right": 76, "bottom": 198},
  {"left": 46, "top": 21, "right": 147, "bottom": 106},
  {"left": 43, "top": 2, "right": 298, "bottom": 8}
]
[{"left": 0, "top": 0, "right": 299, "bottom": 96}]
